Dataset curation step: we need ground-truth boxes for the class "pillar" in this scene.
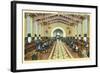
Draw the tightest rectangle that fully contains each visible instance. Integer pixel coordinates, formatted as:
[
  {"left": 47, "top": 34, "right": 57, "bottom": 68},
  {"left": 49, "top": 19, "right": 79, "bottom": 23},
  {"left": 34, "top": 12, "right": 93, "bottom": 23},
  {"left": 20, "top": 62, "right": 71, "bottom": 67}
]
[
  {"left": 34, "top": 21, "right": 39, "bottom": 36},
  {"left": 83, "top": 16, "right": 89, "bottom": 37},
  {"left": 26, "top": 14, "right": 31, "bottom": 36},
  {"left": 38, "top": 23, "right": 42, "bottom": 36}
]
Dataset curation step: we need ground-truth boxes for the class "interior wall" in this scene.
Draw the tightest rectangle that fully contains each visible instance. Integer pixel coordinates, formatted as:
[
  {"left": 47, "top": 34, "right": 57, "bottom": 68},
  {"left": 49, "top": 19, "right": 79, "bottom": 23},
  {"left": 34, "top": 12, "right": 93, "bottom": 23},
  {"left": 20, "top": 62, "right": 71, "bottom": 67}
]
[
  {"left": 74, "top": 16, "right": 89, "bottom": 38},
  {"left": 46, "top": 23, "right": 76, "bottom": 37},
  {"left": 24, "top": 15, "right": 89, "bottom": 38}
]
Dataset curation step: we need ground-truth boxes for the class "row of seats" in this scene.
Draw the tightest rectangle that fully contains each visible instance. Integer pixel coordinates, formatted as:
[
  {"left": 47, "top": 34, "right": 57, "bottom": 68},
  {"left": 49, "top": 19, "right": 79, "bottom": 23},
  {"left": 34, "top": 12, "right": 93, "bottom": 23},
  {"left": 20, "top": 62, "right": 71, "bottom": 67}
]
[
  {"left": 62, "top": 34, "right": 89, "bottom": 58},
  {"left": 34, "top": 38, "right": 54, "bottom": 52},
  {"left": 25, "top": 33, "right": 57, "bottom": 60},
  {"left": 25, "top": 34, "right": 55, "bottom": 51}
]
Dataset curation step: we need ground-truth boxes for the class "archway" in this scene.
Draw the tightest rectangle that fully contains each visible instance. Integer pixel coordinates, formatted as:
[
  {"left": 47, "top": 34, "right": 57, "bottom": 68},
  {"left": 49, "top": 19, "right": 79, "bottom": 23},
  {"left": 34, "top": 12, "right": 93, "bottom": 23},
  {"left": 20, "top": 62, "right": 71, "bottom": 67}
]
[
  {"left": 51, "top": 27, "right": 66, "bottom": 37},
  {"left": 53, "top": 29, "right": 63, "bottom": 38}
]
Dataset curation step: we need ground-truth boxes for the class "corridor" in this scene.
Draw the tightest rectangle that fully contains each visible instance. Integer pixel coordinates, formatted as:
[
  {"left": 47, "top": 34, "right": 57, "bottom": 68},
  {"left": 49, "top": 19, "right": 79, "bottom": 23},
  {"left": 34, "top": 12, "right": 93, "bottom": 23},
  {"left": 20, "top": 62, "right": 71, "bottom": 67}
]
[{"left": 49, "top": 40, "right": 73, "bottom": 59}]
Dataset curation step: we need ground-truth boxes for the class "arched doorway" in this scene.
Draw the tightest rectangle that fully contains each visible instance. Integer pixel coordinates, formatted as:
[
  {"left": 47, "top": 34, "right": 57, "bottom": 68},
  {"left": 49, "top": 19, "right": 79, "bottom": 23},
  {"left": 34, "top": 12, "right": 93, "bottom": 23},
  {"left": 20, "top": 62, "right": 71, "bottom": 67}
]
[
  {"left": 53, "top": 29, "right": 63, "bottom": 37},
  {"left": 51, "top": 27, "right": 66, "bottom": 37}
]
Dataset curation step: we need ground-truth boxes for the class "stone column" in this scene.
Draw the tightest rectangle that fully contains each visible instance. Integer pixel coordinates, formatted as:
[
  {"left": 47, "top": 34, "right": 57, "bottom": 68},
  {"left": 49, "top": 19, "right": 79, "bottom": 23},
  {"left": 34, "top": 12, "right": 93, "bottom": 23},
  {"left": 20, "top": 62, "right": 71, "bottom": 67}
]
[
  {"left": 26, "top": 14, "right": 31, "bottom": 36},
  {"left": 38, "top": 23, "right": 41, "bottom": 35},
  {"left": 83, "top": 16, "right": 88, "bottom": 36},
  {"left": 34, "top": 21, "right": 39, "bottom": 36},
  {"left": 77, "top": 22, "right": 82, "bottom": 36}
]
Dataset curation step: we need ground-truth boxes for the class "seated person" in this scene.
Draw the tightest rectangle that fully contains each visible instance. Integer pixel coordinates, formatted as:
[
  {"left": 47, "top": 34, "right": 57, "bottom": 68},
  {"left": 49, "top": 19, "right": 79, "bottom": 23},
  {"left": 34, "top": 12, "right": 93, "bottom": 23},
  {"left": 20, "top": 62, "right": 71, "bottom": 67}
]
[
  {"left": 42, "top": 41, "right": 48, "bottom": 49},
  {"left": 75, "top": 35, "right": 77, "bottom": 40},
  {"left": 34, "top": 34, "right": 37, "bottom": 41},
  {"left": 32, "top": 51, "right": 37, "bottom": 60},
  {"left": 78, "top": 34, "right": 82, "bottom": 41},
  {"left": 83, "top": 34, "right": 89, "bottom": 57},
  {"left": 38, "top": 34, "right": 42, "bottom": 40},
  {"left": 75, "top": 45, "right": 79, "bottom": 52},
  {"left": 26, "top": 33, "right": 32, "bottom": 43},
  {"left": 82, "top": 48, "right": 88, "bottom": 57},
  {"left": 35, "top": 37, "right": 42, "bottom": 51},
  {"left": 83, "top": 34, "right": 88, "bottom": 42}
]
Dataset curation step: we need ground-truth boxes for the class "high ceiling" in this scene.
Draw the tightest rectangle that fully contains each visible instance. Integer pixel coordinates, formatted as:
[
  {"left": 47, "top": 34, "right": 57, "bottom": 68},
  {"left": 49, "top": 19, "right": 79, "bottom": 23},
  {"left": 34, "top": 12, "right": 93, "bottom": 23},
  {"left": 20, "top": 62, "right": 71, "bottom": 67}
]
[{"left": 25, "top": 13, "right": 88, "bottom": 26}]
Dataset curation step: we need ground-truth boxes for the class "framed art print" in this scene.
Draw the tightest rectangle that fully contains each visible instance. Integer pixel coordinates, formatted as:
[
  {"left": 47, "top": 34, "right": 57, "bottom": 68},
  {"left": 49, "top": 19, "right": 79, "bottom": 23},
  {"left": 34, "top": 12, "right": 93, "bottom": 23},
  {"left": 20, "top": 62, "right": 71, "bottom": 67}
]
[{"left": 11, "top": 1, "right": 98, "bottom": 72}]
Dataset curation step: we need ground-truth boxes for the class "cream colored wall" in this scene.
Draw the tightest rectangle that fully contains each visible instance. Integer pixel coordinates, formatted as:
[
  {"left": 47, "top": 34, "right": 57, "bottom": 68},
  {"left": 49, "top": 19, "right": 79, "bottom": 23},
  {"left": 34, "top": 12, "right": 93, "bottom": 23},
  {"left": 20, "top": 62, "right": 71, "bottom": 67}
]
[
  {"left": 82, "top": 16, "right": 89, "bottom": 37},
  {"left": 24, "top": 15, "right": 34, "bottom": 37},
  {"left": 41, "top": 23, "right": 76, "bottom": 37},
  {"left": 74, "top": 17, "right": 89, "bottom": 37},
  {"left": 24, "top": 20, "right": 77, "bottom": 37},
  {"left": 24, "top": 16, "right": 89, "bottom": 38}
]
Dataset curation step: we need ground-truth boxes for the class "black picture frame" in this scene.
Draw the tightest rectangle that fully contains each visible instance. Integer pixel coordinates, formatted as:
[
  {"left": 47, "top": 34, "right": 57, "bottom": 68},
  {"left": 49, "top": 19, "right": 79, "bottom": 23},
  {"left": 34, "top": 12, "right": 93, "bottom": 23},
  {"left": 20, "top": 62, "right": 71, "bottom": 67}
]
[{"left": 11, "top": 1, "right": 98, "bottom": 72}]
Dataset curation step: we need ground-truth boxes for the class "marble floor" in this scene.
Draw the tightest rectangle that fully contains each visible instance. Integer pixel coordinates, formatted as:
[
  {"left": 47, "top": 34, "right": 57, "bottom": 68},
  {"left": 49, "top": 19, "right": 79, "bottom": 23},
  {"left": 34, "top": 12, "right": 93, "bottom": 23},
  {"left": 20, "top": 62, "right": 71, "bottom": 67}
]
[{"left": 49, "top": 40, "right": 74, "bottom": 59}]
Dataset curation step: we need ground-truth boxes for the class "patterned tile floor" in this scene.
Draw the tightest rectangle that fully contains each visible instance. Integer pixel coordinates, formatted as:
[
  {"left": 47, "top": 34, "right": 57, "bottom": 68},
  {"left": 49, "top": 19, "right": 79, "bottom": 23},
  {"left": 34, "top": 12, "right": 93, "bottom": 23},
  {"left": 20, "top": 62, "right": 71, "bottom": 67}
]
[{"left": 49, "top": 40, "right": 72, "bottom": 59}]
